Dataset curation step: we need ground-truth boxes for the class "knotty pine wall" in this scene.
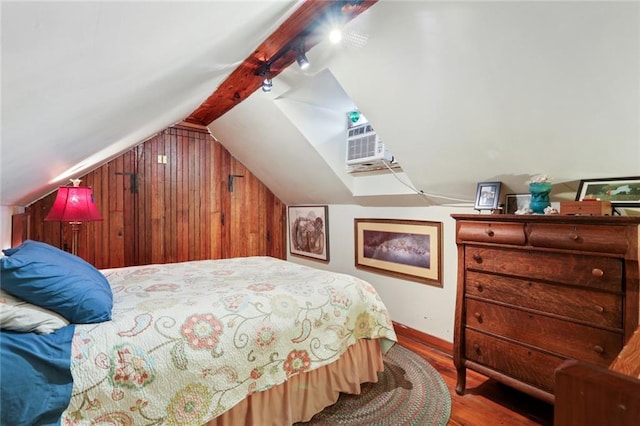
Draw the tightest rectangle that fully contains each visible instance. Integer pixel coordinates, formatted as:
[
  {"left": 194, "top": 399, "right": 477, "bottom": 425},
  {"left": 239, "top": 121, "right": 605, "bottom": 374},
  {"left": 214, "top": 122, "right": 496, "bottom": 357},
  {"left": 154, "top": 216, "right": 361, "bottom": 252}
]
[{"left": 25, "top": 124, "right": 286, "bottom": 269}]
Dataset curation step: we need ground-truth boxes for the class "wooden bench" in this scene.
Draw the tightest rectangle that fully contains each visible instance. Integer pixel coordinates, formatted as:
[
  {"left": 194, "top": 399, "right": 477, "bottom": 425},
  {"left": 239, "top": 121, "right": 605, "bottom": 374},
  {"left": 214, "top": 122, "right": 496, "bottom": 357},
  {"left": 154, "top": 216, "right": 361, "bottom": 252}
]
[{"left": 554, "top": 327, "right": 640, "bottom": 425}]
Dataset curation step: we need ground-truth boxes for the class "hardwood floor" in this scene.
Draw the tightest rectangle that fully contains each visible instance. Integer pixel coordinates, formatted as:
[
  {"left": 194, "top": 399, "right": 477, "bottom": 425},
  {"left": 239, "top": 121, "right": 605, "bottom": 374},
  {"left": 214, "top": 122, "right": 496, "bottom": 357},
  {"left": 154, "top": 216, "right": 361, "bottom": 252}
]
[{"left": 396, "top": 335, "right": 554, "bottom": 426}]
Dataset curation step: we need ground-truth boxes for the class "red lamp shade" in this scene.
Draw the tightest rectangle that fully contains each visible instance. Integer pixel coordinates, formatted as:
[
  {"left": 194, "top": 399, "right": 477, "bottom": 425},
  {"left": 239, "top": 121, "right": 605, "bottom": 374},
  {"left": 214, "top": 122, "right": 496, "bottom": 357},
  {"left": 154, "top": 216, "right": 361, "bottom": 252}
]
[{"left": 45, "top": 186, "right": 103, "bottom": 222}]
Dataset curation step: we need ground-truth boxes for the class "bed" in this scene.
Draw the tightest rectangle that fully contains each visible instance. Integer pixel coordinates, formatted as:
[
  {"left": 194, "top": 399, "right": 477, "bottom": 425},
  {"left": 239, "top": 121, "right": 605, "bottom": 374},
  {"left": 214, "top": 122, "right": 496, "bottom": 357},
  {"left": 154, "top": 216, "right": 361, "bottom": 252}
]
[{"left": 0, "top": 240, "right": 397, "bottom": 425}]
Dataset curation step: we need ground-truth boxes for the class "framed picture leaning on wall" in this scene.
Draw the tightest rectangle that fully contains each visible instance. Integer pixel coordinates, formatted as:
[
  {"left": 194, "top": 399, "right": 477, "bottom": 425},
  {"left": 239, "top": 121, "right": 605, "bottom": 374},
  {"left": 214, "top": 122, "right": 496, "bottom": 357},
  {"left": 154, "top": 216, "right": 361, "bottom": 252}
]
[
  {"left": 474, "top": 181, "right": 502, "bottom": 211},
  {"left": 505, "top": 193, "right": 532, "bottom": 214},
  {"left": 576, "top": 176, "right": 640, "bottom": 207},
  {"left": 288, "top": 205, "right": 329, "bottom": 262}
]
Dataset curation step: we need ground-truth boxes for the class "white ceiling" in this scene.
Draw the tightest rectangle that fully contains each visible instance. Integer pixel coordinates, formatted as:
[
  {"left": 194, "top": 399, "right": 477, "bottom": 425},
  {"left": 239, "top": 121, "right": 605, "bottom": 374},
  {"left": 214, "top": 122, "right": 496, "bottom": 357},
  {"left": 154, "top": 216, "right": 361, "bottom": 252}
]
[
  {"left": 2, "top": 1, "right": 639, "bottom": 209},
  {"left": 1, "top": 0, "right": 299, "bottom": 206}
]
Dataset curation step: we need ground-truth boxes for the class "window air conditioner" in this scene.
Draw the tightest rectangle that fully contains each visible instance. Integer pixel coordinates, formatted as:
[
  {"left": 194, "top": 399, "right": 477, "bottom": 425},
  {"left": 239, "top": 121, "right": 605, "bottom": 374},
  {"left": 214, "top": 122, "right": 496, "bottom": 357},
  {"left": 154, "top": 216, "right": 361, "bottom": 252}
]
[{"left": 345, "top": 124, "right": 393, "bottom": 165}]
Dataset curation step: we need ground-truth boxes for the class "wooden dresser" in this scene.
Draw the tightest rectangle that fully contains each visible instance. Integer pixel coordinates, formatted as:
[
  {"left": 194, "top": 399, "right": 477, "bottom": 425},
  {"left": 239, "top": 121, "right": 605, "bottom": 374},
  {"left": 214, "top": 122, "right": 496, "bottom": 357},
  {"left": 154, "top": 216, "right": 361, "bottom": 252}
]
[{"left": 452, "top": 214, "right": 640, "bottom": 403}]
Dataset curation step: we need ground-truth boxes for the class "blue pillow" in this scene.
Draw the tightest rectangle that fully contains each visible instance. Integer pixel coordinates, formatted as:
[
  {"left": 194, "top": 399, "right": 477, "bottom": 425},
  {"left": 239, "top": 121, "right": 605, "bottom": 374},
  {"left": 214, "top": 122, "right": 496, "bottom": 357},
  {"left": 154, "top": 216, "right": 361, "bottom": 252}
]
[{"left": 0, "top": 240, "right": 112, "bottom": 323}]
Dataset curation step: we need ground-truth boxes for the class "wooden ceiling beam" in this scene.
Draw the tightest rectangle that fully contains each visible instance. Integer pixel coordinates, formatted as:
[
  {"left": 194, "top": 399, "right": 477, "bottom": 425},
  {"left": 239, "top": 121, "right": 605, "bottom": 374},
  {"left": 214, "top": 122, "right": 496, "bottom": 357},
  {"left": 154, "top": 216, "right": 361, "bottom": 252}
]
[{"left": 184, "top": 0, "right": 376, "bottom": 126}]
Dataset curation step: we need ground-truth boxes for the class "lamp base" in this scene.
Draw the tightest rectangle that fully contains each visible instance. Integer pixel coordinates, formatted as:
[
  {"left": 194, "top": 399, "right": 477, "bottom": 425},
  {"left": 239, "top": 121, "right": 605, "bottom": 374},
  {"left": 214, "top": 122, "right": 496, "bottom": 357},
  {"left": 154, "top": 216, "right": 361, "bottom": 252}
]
[{"left": 70, "top": 222, "right": 81, "bottom": 256}]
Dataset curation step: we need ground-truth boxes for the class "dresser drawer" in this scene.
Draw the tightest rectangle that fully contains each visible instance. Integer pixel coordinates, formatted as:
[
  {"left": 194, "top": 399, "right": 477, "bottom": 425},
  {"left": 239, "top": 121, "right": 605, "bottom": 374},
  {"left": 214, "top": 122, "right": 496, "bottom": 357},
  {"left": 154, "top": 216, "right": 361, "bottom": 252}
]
[
  {"left": 457, "top": 221, "right": 525, "bottom": 245},
  {"left": 527, "top": 223, "right": 629, "bottom": 254},
  {"left": 465, "top": 298, "right": 622, "bottom": 366},
  {"left": 465, "top": 247, "right": 622, "bottom": 292},
  {"left": 464, "top": 329, "right": 564, "bottom": 392},
  {"left": 466, "top": 271, "right": 622, "bottom": 328}
]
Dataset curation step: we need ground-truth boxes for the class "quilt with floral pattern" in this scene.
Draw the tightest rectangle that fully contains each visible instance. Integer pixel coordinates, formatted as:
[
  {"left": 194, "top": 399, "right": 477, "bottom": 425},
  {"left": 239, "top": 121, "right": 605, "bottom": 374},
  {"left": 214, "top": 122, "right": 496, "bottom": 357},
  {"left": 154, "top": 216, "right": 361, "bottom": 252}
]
[{"left": 61, "top": 256, "right": 396, "bottom": 425}]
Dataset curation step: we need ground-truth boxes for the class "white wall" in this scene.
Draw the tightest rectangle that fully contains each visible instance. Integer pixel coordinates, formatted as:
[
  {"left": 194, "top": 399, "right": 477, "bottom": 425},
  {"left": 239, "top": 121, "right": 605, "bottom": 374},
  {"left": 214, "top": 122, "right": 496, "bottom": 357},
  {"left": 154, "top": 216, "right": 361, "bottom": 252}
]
[
  {"left": 0, "top": 206, "right": 13, "bottom": 251},
  {"left": 287, "top": 203, "right": 475, "bottom": 343},
  {"left": 211, "top": 1, "right": 639, "bottom": 214}
]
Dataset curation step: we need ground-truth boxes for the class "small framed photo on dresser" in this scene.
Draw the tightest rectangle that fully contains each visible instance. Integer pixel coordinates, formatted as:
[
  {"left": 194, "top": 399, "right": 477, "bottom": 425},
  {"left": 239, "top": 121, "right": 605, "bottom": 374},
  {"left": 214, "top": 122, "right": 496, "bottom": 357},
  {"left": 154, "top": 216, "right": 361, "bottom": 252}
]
[
  {"left": 474, "top": 181, "right": 502, "bottom": 211},
  {"left": 505, "top": 193, "right": 532, "bottom": 214}
]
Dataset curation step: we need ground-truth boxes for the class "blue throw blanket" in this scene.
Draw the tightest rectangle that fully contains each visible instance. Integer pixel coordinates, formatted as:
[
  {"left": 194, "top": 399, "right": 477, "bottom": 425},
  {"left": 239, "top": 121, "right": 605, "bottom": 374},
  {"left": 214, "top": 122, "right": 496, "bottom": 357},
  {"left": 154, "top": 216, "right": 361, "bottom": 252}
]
[{"left": 1, "top": 325, "right": 75, "bottom": 425}]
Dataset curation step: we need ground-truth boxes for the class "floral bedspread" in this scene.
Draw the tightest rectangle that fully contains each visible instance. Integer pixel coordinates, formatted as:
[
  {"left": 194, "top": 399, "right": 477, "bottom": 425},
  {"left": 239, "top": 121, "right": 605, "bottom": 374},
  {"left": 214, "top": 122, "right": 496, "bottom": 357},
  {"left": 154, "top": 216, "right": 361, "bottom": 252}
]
[{"left": 62, "top": 257, "right": 396, "bottom": 425}]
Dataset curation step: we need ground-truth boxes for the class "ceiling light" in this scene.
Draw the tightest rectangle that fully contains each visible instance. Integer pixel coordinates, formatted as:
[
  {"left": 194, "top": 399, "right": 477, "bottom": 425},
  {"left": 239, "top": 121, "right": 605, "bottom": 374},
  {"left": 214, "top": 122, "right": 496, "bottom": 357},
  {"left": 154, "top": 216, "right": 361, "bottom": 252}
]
[
  {"left": 257, "top": 62, "right": 273, "bottom": 93},
  {"left": 262, "top": 78, "right": 273, "bottom": 93},
  {"left": 296, "top": 51, "right": 310, "bottom": 70},
  {"left": 329, "top": 28, "right": 342, "bottom": 44}
]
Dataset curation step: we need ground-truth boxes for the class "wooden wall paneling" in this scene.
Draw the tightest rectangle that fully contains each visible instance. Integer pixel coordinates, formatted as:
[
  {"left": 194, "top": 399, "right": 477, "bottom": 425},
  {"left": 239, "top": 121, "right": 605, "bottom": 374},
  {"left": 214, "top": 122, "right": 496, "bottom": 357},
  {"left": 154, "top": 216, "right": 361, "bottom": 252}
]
[
  {"left": 141, "top": 135, "right": 153, "bottom": 265},
  {"left": 201, "top": 132, "right": 212, "bottom": 259},
  {"left": 177, "top": 130, "right": 189, "bottom": 262},
  {"left": 23, "top": 124, "right": 286, "bottom": 267},
  {"left": 219, "top": 143, "right": 232, "bottom": 259},
  {"left": 81, "top": 169, "right": 95, "bottom": 265},
  {"left": 166, "top": 129, "right": 177, "bottom": 264},
  {"left": 204, "top": 132, "right": 213, "bottom": 259},
  {"left": 210, "top": 140, "right": 223, "bottom": 260},
  {"left": 27, "top": 192, "right": 53, "bottom": 247},
  {"left": 111, "top": 156, "right": 125, "bottom": 268},
  {"left": 193, "top": 129, "right": 201, "bottom": 259},
  {"left": 122, "top": 148, "right": 137, "bottom": 266},
  {"left": 159, "top": 131, "right": 169, "bottom": 262},
  {"left": 134, "top": 143, "right": 144, "bottom": 265},
  {"left": 198, "top": 131, "right": 206, "bottom": 258},
  {"left": 229, "top": 158, "right": 247, "bottom": 258},
  {"left": 96, "top": 165, "right": 107, "bottom": 267},
  {"left": 135, "top": 140, "right": 145, "bottom": 265},
  {"left": 150, "top": 132, "right": 163, "bottom": 264},
  {"left": 107, "top": 160, "right": 117, "bottom": 267},
  {"left": 251, "top": 166, "right": 263, "bottom": 255},
  {"left": 199, "top": 131, "right": 209, "bottom": 258},
  {"left": 131, "top": 145, "right": 142, "bottom": 266},
  {"left": 192, "top": 130, "right": 200, "bottom": 259},
  {"left": 87, "top": 165, "right": 101, "bottom": 266},
  {"left": 92, "top": 166, "right": 100, "bottom": 265},
  {"left": 265, "top": 192, "right": 276, "bottom": 257},
  {"left": 266, "top": 192, "right": 286, "bottom": 259},
  {"left": 11, "top": 213, "right": 29, "bottom": 247},
  {"left": 187, "top": 130, "right": 197, "bottom": 259}
]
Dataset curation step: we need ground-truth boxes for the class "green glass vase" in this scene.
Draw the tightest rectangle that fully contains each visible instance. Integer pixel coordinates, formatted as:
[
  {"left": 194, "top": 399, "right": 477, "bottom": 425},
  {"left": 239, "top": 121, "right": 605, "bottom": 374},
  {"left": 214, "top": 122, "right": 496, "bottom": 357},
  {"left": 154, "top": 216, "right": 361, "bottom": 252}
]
[{"left": 529, "top": 182, "right": 552, "bottom": 214}]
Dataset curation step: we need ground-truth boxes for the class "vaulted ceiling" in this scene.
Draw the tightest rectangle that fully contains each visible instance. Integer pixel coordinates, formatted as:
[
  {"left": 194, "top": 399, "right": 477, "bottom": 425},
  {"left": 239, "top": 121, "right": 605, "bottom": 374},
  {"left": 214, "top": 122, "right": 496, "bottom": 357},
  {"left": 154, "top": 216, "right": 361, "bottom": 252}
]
[
  {"left": 186, "top": 1, "right": 376, "bottom": 126},
  {"left": 2, "top": 1, "right": 639, "bottom": 209}
]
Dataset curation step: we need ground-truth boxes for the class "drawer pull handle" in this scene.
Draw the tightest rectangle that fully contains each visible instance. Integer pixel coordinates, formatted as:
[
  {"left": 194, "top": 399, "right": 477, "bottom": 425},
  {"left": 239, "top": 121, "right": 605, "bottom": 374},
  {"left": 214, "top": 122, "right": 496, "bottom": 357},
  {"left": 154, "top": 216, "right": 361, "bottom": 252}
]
[
  {"left": 473, "top": 343, "right": 480, "bottom": 353},
  {"left": 593, "top": 345, "right": 604, "bottom": 354},
  {"left": 477, "top": 284, "right": 484, "bottom": 292},
  {"left": 474, "top": 312, "right": 482, "bottom": 322},
  {"left": 592, "top": 268, "right": 604, "bottom": 278},
  {"left": 569, "top": 232, "right": 579, "bottom": 240},
  {"left": 594, "top": 305, "right": 604, "bottom": 313},
  {"left": 472, "top": 253, "right": 482, "bottom": 263},
  {"left": 485, "top": 228, "right": 494, "bottom": 237}
]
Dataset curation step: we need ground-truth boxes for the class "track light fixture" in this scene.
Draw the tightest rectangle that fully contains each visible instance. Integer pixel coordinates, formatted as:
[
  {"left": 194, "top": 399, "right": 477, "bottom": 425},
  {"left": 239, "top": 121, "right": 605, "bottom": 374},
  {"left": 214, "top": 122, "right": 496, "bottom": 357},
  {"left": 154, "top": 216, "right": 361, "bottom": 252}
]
[
  {"left": 296, "top": 51, "right": 310, "bottom": 70},
  {"left": 262, "top": 78, "right": 273, "bottom": 93},
  {"left": 256, "top": 36, "right": 311, "bottom": 93},
  {"left": 296, "top": 39, "right": 310, "bottom": 70},
  {"left": 258, "top": 63, "right": 272, "bottom": 93}
]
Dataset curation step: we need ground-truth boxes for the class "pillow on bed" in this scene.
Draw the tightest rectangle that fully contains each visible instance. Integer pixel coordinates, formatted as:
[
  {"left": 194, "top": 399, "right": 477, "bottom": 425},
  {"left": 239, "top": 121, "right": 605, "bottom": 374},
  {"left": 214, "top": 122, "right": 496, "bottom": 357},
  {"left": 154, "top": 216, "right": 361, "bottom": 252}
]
[
  {"left": 0, "top": 290, "right": 69, "bottom": 334},
  {"left": 0, "top": 240, "right": 112, "bottom": 323}
]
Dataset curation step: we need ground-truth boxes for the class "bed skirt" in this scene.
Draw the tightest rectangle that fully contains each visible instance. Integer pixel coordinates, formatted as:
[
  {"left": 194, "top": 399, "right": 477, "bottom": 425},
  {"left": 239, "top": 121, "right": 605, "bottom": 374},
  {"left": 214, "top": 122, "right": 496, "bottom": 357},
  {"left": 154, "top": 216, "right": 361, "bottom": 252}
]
[{"left": 205, "top": 338, "right": 384, "bottom": 426}]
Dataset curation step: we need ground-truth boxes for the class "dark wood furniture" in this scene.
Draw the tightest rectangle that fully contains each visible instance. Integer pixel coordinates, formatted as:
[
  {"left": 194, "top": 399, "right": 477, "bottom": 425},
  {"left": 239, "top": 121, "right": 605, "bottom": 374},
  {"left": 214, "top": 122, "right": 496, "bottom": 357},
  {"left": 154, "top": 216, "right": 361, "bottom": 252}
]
[
  {"left": 395, "top": 322, "right": 554, "bottom": 426},
  {"left": 452, "top": 214, "right": 640, "bottom": 404},
  {"left": 554, "top": 326, "right": 640, "bottom": 426},
  {"left": 554, "top": 360, "right": 640, "bottom": 425}
]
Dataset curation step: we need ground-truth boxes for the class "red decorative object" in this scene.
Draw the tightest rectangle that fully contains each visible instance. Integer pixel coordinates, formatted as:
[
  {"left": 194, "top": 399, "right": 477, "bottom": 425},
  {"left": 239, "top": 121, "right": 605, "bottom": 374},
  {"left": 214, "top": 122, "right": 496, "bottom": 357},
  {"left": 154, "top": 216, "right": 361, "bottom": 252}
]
[{"left": 45, "top": 181, "right": 102, "bottom": 255}]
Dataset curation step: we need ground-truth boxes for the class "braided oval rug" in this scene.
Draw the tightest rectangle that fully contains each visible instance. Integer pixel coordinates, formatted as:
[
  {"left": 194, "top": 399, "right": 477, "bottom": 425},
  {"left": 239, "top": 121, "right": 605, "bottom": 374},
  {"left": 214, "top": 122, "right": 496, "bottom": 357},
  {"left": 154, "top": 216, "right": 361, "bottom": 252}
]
[{"left": 296, "top": 344, "right": 451, "bottom": 426}]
